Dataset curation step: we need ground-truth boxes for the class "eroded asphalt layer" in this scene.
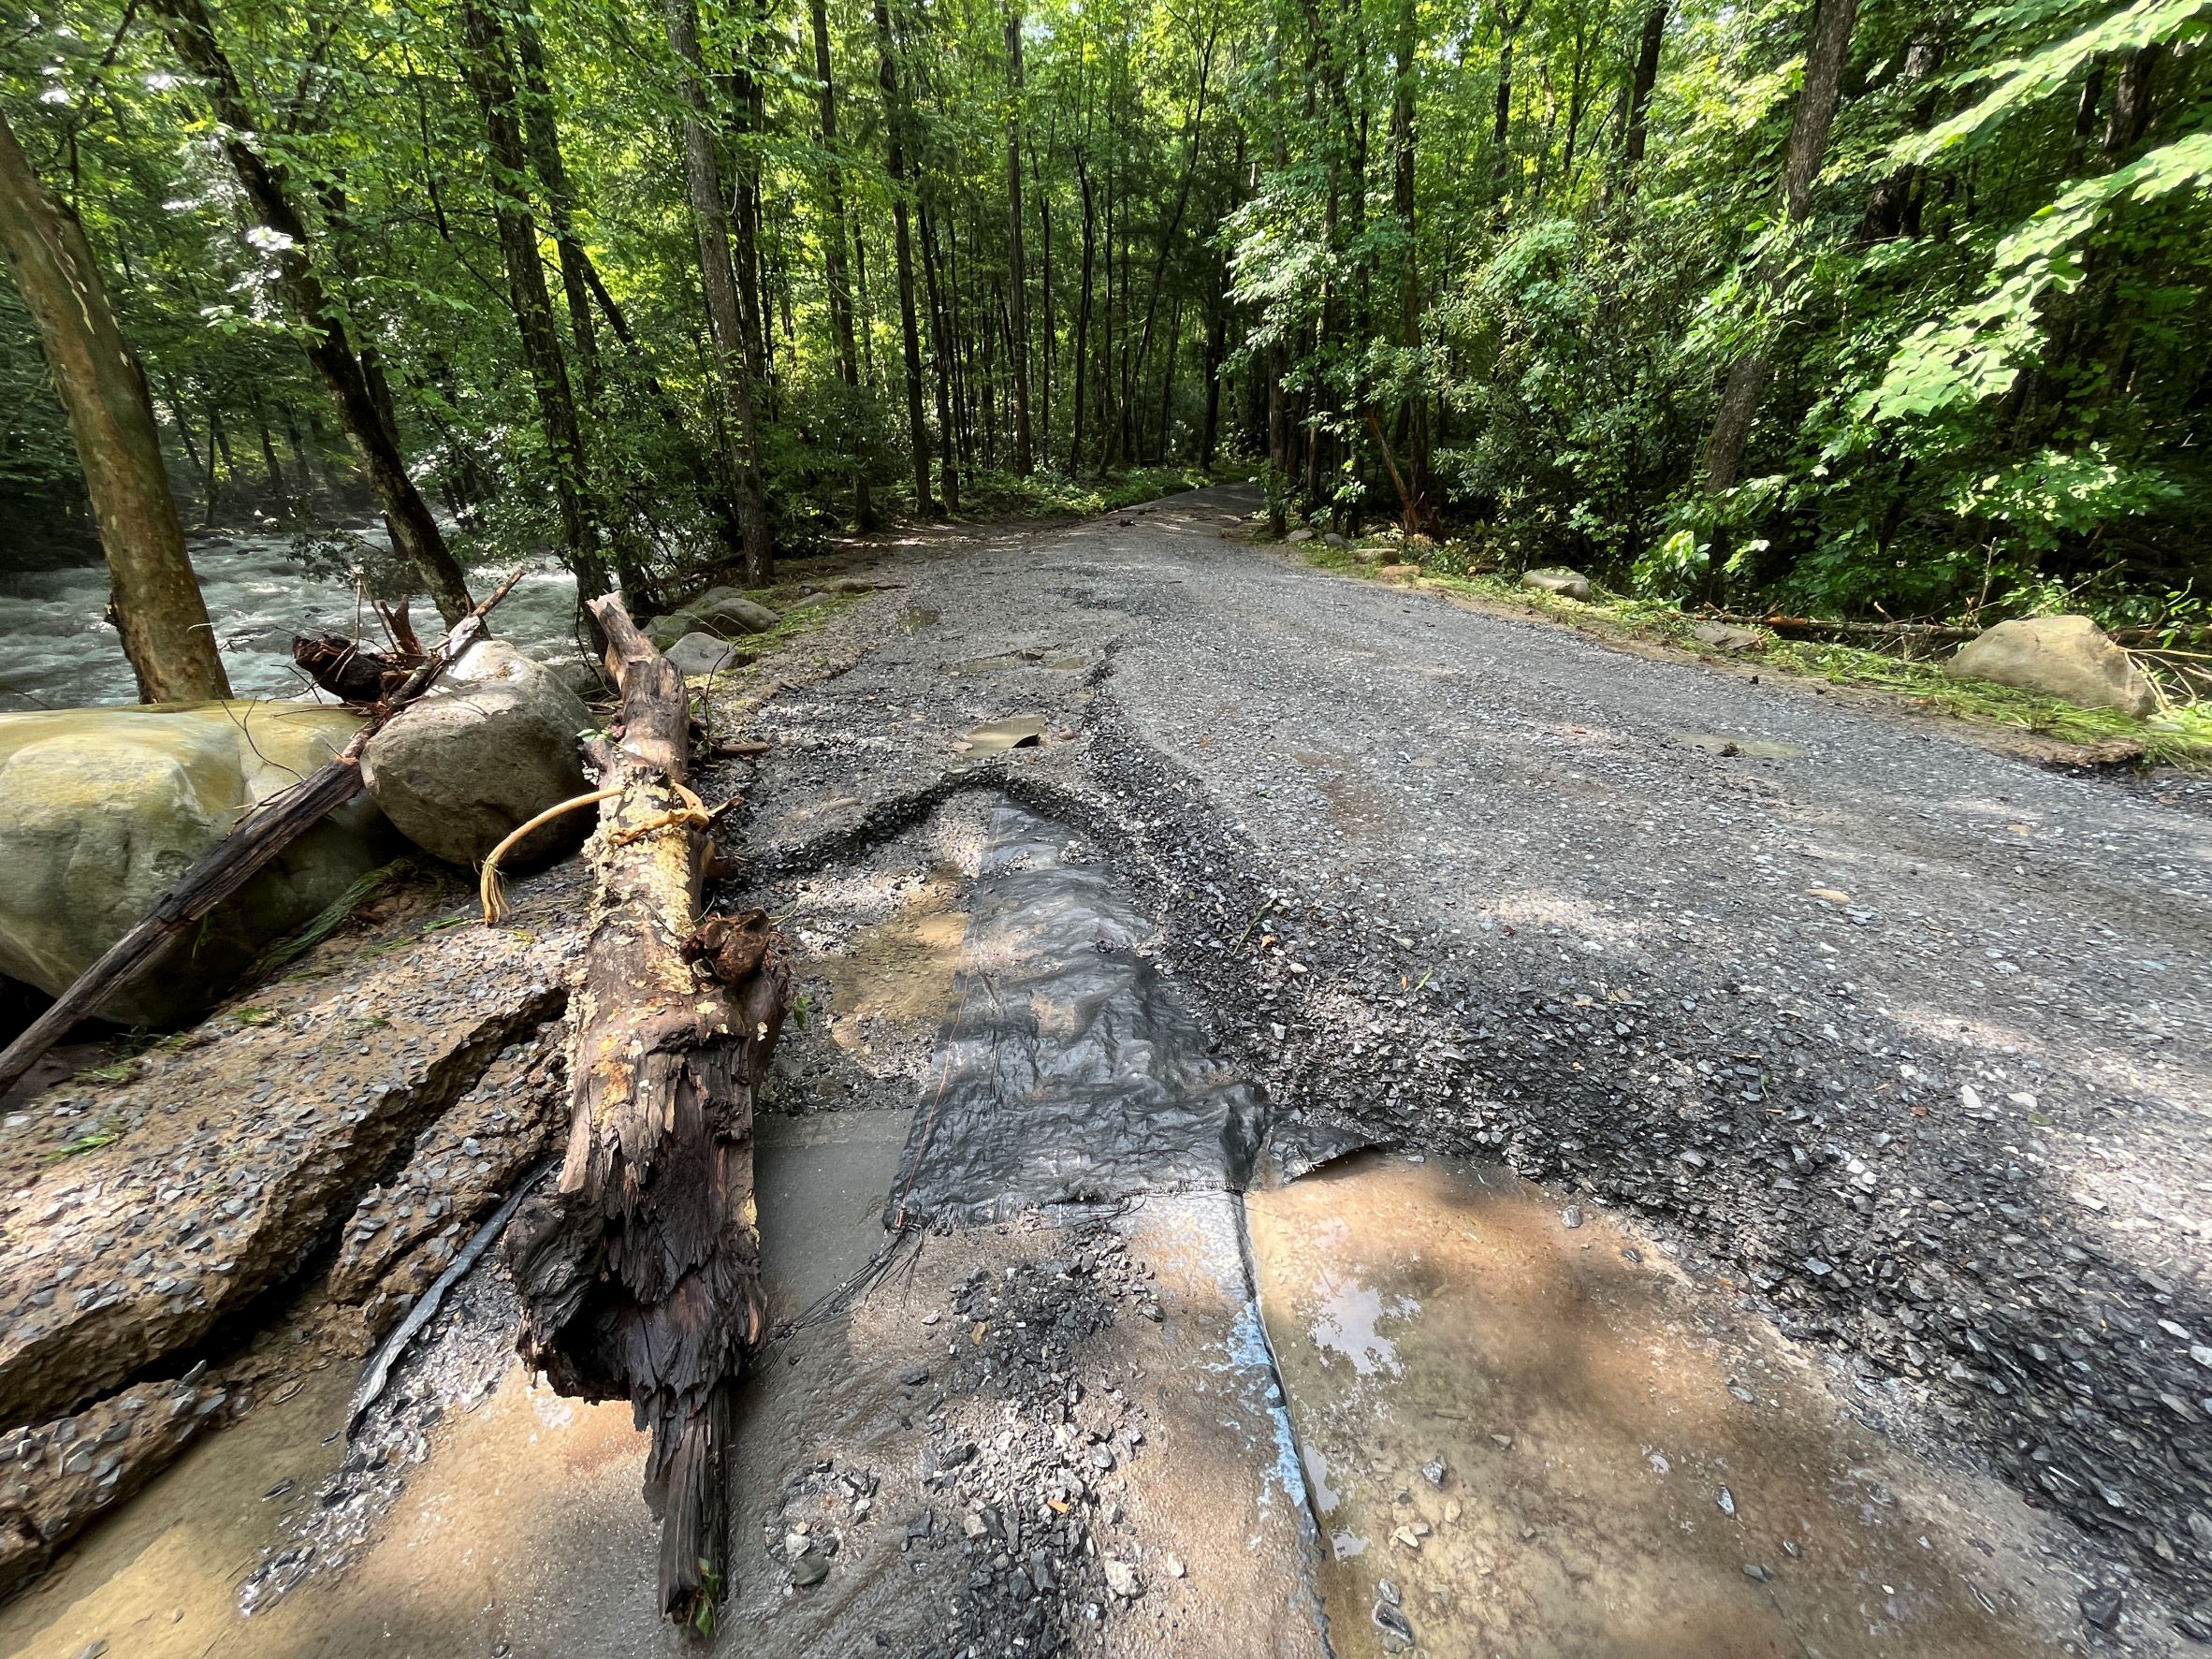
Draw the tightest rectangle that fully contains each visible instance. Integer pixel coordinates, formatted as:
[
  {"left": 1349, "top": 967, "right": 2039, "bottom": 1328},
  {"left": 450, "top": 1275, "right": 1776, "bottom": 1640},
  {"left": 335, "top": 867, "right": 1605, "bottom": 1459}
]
[{"left": 735, "top": 484, "right": 2212, "bottom": 1626}]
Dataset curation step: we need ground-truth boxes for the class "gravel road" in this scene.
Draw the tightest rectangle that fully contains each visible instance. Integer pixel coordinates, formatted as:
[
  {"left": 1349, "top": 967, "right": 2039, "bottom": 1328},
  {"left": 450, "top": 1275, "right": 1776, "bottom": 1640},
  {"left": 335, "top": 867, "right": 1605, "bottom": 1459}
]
[{"left": 743, "top": 481, "right": 2212, "bottom": 1633}]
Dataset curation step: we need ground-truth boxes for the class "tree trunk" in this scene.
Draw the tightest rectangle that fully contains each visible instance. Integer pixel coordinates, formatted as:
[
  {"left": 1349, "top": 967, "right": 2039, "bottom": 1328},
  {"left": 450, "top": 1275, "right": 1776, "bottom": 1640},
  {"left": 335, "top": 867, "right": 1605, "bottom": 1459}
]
[
  {"left": 1700, "top": 0, "right": 1856, "bottom": 492},
  {"left": 662, "top": 0, "right": 775, "bottom": 582},
  {"left": 1070, "top": 151, "right": 1096, "bottom": 473},
  {"left": 1780, "top": 0, "right": 1858, "bottom": 223},
  {"left": 507, "top": 594, "right": 787, "bottom": 1634},
  {"left": 917, "top": 193, "right": 961, "bottom": 513},
  {"left": 1004, "top": 6, "right": 1034, "bottom": 475},
  {"left": 1615, "top": 2, "right": 1666, "bottom": 193},
  {"left": 1035, "top": 139, "right": 1053, "bottom": 448},
  {"left": 2103, "top": 43, "right": 2162, "bottom": 157},
  {"left": 144, "top": 0, "right": 473, "bottom": 623},
  {"left": 247, "top": 388, "right": 288, "bottom": 509},
  {"left": 198, "top": 399, "right": 223, "bottom": 529},
  {"left": 1857, "top": 36, "right": 1942, "bottom": 243},
  {"left": 458, "top": 0, "right": 613, "bottom": 625},
  {"left": 728, "top": 13, "right": 770, "bottom": 385},
  {"left": 513, "top": 16, "right": 602, "bottom": 407},
  {"left": 874, "top": 0, "right": 935, "bottom": 513},
  {"left": 809, "top": 0, "right": 874, "bottom": 527},
  {"left": 0, "top": 110, "right": 229, "bottom": 703},
  {"left": 1390, "top": 0, "right": 1429, "bottom": 525}
]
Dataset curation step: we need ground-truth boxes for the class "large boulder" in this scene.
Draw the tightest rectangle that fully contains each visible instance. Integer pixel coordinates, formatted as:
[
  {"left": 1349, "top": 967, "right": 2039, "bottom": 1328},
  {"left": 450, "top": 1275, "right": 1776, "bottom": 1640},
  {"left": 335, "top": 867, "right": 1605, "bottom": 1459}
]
[
  {"left": 0, "top": 702, "right": 394, "bottom": 1026},
  {"left": 665, "top": 632, "right": 743, "bottom": 678},
  {"left": 647, "top": 585, "right": 779, "bottom": 650},
  {"left": 362, "top": 640, "right": 591, "bottom": 867},
  {"left": 1522, "top": 568, "right": 1593, "bottom": 601},
  {"left": 1948, "top": 615, "right": 2155, "bottom": 716}
]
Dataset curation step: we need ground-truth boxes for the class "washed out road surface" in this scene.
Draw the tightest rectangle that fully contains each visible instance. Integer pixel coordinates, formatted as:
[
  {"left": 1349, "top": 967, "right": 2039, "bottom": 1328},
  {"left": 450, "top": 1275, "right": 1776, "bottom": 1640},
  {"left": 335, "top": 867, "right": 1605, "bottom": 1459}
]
[
  {"left": 5, "top": 483, "right": 2207, "bottom": 1659},
  {"left": 750, "top": 482, "right": 2211, "bottom": 1644}
]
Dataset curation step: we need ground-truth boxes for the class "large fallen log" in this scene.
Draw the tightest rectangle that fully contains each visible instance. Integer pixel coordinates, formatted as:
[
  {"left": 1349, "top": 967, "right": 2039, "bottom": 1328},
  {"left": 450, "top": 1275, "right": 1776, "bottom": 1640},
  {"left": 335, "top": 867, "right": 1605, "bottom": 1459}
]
[
  {"left": 0, "top": 570, "right": 523, "bottom": 1098},
  {"left": 504, "top": 592, "right": 787, "bottom": 1635}
]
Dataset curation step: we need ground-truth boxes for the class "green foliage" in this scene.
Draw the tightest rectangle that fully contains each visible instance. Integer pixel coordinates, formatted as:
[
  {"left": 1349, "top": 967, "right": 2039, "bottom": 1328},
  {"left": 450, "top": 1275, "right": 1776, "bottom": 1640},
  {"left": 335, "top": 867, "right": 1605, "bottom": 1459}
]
[{"left": 0, "top": 0, "right": 2203, "bottom": 685}]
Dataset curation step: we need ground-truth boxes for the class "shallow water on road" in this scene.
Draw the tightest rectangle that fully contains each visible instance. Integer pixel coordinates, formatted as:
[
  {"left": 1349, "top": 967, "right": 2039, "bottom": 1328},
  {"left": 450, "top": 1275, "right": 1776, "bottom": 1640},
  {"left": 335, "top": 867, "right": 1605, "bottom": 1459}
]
[
  {"left": 0, "top": 535, "right": 583, "bottom": 711},
  {"left": 1245, "top": 1152, "right": 2081, "bottom": 1659}
]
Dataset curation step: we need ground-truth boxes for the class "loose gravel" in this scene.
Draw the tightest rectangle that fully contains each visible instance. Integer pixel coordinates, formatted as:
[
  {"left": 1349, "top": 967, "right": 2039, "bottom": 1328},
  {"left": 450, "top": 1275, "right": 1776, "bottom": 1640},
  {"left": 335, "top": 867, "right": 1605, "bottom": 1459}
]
[{"left": 723, "top": 482, "right": 2212, "bottom": 1637}]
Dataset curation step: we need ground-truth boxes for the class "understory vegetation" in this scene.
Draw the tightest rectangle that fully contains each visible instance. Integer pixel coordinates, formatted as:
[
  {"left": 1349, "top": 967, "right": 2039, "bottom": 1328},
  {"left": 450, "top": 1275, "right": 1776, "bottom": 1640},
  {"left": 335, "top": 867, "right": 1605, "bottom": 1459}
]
[
  {"left": 1302, "top": 531, "right": 2212, "bottom": 764},
  {"left": 0, "top": 0, "right": 2205, "bottom": 636}
]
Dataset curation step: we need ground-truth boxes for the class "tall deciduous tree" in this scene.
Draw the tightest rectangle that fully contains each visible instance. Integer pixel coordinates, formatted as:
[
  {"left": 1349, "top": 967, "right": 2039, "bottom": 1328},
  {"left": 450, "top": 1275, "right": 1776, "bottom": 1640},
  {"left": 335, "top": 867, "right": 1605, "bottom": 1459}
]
[
  {"left": 662, "top": 0, "right": 775, "bottom": 582},
  {"left": 0, "top": 109, "right": 228, "bottom": 703},
  {"left": 1699, "top": 0, "right": 1857, "bottom": 494},
  {"left": 143, "top": 0, "right": 474, "bottom": 624},
  {"left": 458, "top": 0, "right": 613, "bottom": 625}
]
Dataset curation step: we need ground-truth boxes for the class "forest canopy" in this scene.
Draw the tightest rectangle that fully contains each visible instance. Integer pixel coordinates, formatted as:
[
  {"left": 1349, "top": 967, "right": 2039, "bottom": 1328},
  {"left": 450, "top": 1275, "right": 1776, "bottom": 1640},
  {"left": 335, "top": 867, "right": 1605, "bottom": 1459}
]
[{"left": 2, "top": 0, "right": 2205, "bottom": 627}]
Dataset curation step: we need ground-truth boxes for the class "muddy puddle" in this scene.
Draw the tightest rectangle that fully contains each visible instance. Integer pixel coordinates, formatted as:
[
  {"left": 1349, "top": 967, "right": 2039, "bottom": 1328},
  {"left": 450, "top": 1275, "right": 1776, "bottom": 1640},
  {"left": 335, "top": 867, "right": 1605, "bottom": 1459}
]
[
  {"left": 1245, "top": 1152, "right": 2081, "bottom": 1658},
  {"left": 808, "top": 861, "right": 970, "bottom": 1056},
  {"left": 0, "top": 1110, "right": 914, "bottom": 1659}
]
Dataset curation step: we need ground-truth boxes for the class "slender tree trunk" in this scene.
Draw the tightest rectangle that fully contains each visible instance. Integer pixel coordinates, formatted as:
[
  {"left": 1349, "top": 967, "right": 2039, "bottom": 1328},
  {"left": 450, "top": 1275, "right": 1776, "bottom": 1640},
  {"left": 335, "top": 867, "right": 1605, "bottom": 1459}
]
[
  {"left": 728, "top": 13, "right": 770, "bottom": 384},
  {"left": 809, "top": 0, "right": 874, "bottom": 527},
  {"left": 1004, "top": 7, "right": 1034, "bottom": 474},
  {"left": 514, "top": 16, "right": 604, "bottom": 410},
  {"left": 1857, "top": 36, "right": 1942, "bottom": 243},
  {"left": 1700, "top": 0, "right": 1856, "bottom": 492},
  {"left": 1035, "top": 140, "right": 1053, "bottom": 449},
  {"left": 1619, "top": 1, "right": 1666, "bottom": 186},
  {"left": 514, "top": 14, "right": 659, "bottom": 604},
  {"left": 1390, "top": 0, "right": 1429, "bottom": 524},
  {"left": 280, "top": 402, "right": 326, "bottom": 504},
  {"left": 0, "top": 109, "right": 229, "bottom": 702},
  {"left": 459, "top": 0, "right": 613, "bottom": 621},
  {"left": 916, "top": 194, "right": 961, "bottom": 512},
  {"left": 662, "top": 0, "right": 775, "bottom": 581},
  {"left": 874, "top": 0, "right": 935, "bottom": 513},
  {"left": 199, "top": 399, "right": 224, "bottom": 529},
  {"left": 145, "top": 0, "right": 472, "bottom": 622},
  {"left": 1070, "top": 152, "right": 1096, "bottom": 473},
  {"left": 1490, "top": 0, "right": 1535, "bottom": 204},
  {"left": 247, "top": 387, "right": 287, "bottom": 508},
  {"left": 1780, "top": 0, "right": 1856, "bottom": 223},
  {"left": 1201, "top": 268, "right": 1226, "bottom": 464}
]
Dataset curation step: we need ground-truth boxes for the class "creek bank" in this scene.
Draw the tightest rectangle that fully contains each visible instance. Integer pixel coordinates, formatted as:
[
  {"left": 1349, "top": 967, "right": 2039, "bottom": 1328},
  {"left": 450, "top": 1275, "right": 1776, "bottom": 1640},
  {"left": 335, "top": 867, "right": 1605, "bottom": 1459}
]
[
  {"left": 0, "top": 640, "right": 593, "bottom": 1032},
  {"left": 0, "top": 562, "right": 885, "bottom": 1615},
  {"left": 0, "top": 861, "right": 583, "bottom": 1591},
  {"left": 0, "top": 702, "right": 392, "bottom": 1026}
]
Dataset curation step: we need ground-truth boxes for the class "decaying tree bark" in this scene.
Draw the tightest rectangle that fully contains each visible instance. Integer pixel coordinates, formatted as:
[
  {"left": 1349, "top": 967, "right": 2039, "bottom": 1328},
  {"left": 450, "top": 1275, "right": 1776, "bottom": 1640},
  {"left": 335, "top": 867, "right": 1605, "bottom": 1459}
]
[{"left": 505, "top": 593, "right": 788, "bottom": 1633}]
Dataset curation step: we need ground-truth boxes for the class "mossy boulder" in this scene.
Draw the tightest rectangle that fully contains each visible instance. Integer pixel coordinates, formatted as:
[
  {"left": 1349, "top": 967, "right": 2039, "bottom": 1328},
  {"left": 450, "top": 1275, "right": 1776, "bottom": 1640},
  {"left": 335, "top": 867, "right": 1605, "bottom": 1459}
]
[
  {"left": 1948, "top": 615, "right": 2156, "bottom": 716},
  {"left": 646, "top": 586, "right": 779, "bottom": 650},
  {"left": 361, "top": 640, "right": 592, "bottom": 867},
  {"left": 0, "top": 702, "right": 396, "bottom": 1026}
]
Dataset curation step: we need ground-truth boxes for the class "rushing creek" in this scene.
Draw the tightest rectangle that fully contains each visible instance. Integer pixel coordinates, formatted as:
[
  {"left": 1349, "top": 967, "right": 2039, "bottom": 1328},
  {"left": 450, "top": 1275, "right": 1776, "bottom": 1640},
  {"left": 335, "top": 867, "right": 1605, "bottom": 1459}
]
[{"left": 0, "top": 531, "right": 585, "bottom": 712}]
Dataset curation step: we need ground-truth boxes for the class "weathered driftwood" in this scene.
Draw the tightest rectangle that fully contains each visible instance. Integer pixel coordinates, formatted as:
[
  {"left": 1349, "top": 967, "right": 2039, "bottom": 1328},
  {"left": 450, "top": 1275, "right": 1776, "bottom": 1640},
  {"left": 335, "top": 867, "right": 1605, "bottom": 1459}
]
[
  {"left": 505, "top": 592, "right": 786, "bottom": 1633},
  {"left": 292, "top": 630, "right": 416, "bottom": 705},
  {"left": 0, "top": 570, "right": 522, "bottom": 1099}
]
